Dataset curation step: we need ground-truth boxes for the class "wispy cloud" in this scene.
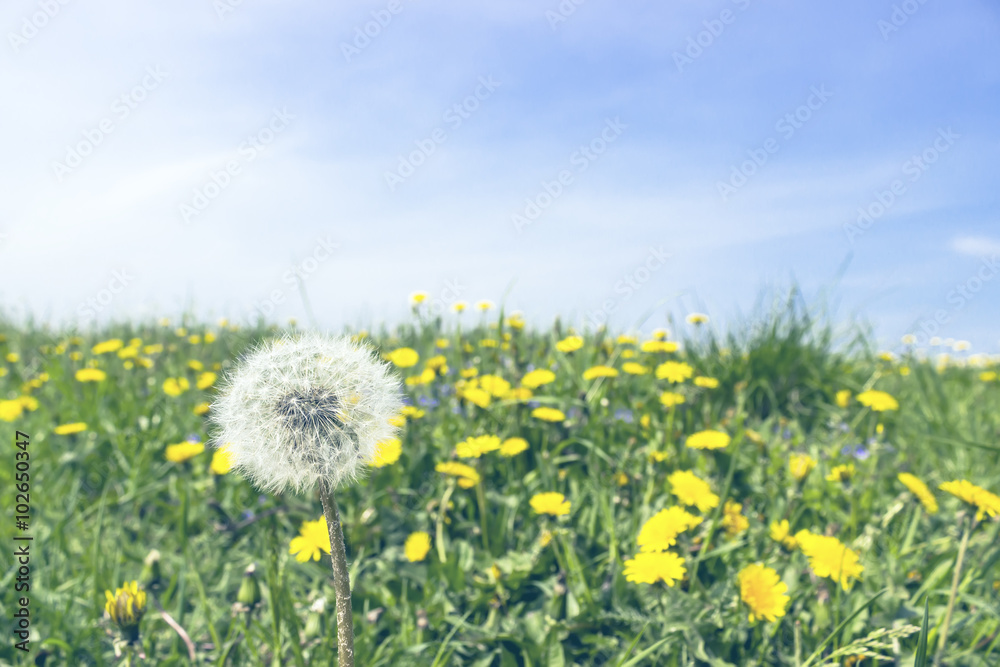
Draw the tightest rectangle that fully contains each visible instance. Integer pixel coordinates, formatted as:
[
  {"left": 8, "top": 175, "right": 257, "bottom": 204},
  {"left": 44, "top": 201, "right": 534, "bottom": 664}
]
[{"left": 951, "top": 236, "right": 1000, "bottom": 258}]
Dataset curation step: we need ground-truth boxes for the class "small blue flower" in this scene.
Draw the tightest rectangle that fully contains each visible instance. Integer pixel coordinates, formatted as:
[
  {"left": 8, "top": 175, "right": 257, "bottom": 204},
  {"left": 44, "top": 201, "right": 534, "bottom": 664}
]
[{"left": 614, "top": 408, "right": 634, "bottom": 423}]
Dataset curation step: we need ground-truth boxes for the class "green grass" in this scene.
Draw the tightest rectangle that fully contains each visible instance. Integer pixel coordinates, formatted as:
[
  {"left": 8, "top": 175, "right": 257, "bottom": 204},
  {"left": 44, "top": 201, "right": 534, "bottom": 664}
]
[{"left": 0, "top": 304, "right": 998, "bottom": 666}]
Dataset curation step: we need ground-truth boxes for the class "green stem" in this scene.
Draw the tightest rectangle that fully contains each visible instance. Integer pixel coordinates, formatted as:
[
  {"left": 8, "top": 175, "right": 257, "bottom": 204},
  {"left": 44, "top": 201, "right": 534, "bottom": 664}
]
[
  {"left": 689, "top": 424, "right": 745, "bottom": 590},
  {"left": 436, "top": 482, "right": 455, "bottom": 564},
  {"left": 475, "top": 478, "right": 491, "bottom": 554},
  {"left": 935, "top": 515, "right": 972, "bottom": 666},
  {"left": 319, "top": 482, "right": 356, "bottom": 667}
]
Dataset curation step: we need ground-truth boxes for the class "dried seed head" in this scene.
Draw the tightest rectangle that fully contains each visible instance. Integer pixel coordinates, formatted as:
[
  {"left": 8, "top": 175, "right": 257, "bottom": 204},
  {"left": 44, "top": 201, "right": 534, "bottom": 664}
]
[{"left": 210, "top": 333, "right": 402, "bottom": 494}]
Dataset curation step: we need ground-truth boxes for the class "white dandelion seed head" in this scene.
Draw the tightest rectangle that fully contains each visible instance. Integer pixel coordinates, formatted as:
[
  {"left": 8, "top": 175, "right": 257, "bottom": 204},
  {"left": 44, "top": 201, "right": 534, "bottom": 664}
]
[{"left": 210, "top": 332, "right": 403, "bottom": 494}]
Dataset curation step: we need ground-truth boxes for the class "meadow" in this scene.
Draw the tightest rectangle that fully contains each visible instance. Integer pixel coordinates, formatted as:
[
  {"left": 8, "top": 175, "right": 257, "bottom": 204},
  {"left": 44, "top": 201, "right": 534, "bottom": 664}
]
[{"left": 0, "top": 296, "right": 998, "bottom": 666}]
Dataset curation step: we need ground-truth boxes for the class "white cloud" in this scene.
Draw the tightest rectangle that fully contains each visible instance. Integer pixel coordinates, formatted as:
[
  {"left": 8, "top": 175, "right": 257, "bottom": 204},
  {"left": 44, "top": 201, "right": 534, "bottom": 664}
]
[{"left": 951, "top": 236, "right": 1000, "bottom": 257}]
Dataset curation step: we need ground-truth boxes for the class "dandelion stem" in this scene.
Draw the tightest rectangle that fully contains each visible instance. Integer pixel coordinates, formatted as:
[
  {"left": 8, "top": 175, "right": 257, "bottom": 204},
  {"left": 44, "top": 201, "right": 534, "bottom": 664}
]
[
  {"left": 319, "top": 482, "right": 356, "bottom": 667},
  {"left": 935, "top": 514, "right": 972, "bottom": 666}
]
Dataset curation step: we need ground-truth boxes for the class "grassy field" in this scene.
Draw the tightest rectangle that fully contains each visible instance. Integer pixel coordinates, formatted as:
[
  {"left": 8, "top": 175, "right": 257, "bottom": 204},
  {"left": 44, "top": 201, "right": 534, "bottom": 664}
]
[{"left": 1, "top": 299, "right": 998, "bottom": 666}]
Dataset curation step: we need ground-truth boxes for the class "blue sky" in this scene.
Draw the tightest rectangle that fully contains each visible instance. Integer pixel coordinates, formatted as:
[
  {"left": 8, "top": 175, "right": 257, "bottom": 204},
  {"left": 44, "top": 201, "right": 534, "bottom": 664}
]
[{"left": 1, "top": 0, "right": 998, "bottom": 352}]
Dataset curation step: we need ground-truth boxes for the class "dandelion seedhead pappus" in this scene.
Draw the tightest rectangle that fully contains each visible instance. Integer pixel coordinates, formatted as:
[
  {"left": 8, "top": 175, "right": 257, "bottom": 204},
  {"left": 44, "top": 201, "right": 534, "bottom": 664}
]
[{"left": 210, "top": 332, "right": 403, "bottom": 494}]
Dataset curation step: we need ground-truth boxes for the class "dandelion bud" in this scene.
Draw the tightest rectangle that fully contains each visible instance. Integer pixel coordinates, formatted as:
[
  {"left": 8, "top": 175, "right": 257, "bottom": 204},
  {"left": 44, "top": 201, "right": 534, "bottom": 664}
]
[
  {"left": 104, "top": 581, "right": 147, "bottom": 645},
  {"left": 302, "top": 597, "right": 327, "bottom": 639},
  {"left": 140, "top": 549, "right": 162, "bottom": 591},
  {"left": 237, "top": 564, "right": 262, "bottom": 609}
]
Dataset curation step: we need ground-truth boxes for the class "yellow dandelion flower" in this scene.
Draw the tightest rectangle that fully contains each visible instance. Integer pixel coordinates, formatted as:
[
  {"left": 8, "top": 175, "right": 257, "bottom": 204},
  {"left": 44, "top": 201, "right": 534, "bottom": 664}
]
[
  {"left": 404, "top": 531, "right": 431, "bottom": 562},
  {"left": 117, "top": 346, "right": 139, "bottom": 359},
  {"left": 769, "top": 520, "right": 797, "bottom": 549},
  {"left": 479, "top": 338, "right": 498, "bottom": 348},
  {"left": 475, "top": 300, "right": 494, "bottom": 311},
  {"left": 686, "top": 429, "right": 731, "bottom": 450},
  {"left": 659, "top": 391, "right": 685, "bottom": 408},
  {"left": 75, "top": 368, "right": 107, "bottom": 382},
  {"left": 940, "top": 479, "right": 1000, "bottom": 520},
  {"left": 835, "top": 389, "right": 852, "bottom": 408},
  {"left": 826, "top": 464, "right": 856, "bottom": 483},
  {"left": 555, "top": 335, "right": 583, "bottom": 353},
  {"left": 0, "top": 400, "right": 23, "bottom": 422},
  {"left": 898, "top": 473, "right": 938, "bottom": 514},
  {"left": 436, "top": 461, "right": 480, "bottom": 487},
  {"left": 795, "top": 531, "right": 863, "bottom": 590},
  {"left": 623, "top": 362, "right": 649, "bottom": 375},
  {"left": 289, "top": 516, "right": 332, "bottom": 562},
  {"left": 640, "top": 340, "right": 678, "bottom": 353},
  {"left": 738, "top": 563, "right": 789, "bottom": 623},
  {"left": 694, "top": 376, "right": 719, "bottom": 388},
  {"left": 531, "top": 407, "right": 566, "bottom": 422},
  {"left": 617, "top": 334, "right": 637, "bottom": 345},
  {"left": 623, "top": 551, "right": 686, "bottom": 585},
  {"left": 505, "top": 386, "right": 534, "bottom": 401},
  {"left": 456, "top": 435, "right": 502, "bottom": 458},
  {"left": 194, "top": 402, "right": 211, "bottom": 415},
  {"left": 210, "top": 446, "right": 235, "bottom": 475},
  {"left": 856, "top": 389, "right": 899, "bottom": 412},
  {"left": 463, "top": 387, "right": 492, "bottom": 408},
  {"left": 400, "top": 406, "right": 425, "bottom": 419},
  {"left": 92, "top": 339, "right": 124, "bottom": 355},
  {"left": 425, "top": 355, "right": 447, "bottom": 371},
  {"left": 143, "top": 344, "right": 163, "bottom": 355},
  {"left": 522, "top": 369, "right": 556, "bottom": 388},
  {"left": 197, "top": 372, "right": 217, "bottom": 390},
  {"left": 410, "top": 291, "right": 429, "bottom": 305},
  {"left": 369, "top": 438, "right": 402, "bottom": 467},
  {"left": 104, "top": 581, "right": 146, "bottom": 640},
  {"left": 530, "top": 492, "right": 570, "bottom": 516},
  {"left": 721, "top": 500, "right": 749, "bottom": 537},
  {"left": 54, "top": 422, "right": 87, "bottom": 435},
  {"left": 479, "top": 375, "right": 512, "bottom": 397},
  {"left": 789, "top": 453, "right": 817, "bottom": 481},
  {"left": 166, "top": 441, "right": 205, "bottom": 463},
  {"left": 387, "top": 348, "right": 419, "bottom": 368},
  {"left": 668, "top": 470, "right": 719, "bottom": 513},
  {"left": 499, "top": 437, "right": 529, "bottom": 457},
  {"left": 655, "top": 361, "right": 694, "bottom": 383},
  {"left": 637, "top": 506, "right": 702, "bottom": 552},
  {"left": 981, "top": 371, "right": 998, "bottom": 382},
  {"left": 162, "top": 377, "right": 190, "bottom": 396},
  {"left": 582, "top": 365, "right": 618, "bottom": 380},
  {"left": 405, "top": 368, "right": 436, "bottom": 386},
  {"left": 686, "top": 313, "right": 709, "bottom": 325}
]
